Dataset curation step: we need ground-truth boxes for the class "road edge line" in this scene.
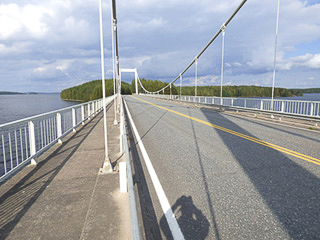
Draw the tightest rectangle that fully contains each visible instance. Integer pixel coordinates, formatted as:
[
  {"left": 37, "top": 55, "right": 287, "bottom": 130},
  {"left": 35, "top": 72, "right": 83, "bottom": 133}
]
[{"left": 124, "top": 98, "right": 185, "bottom": 240}]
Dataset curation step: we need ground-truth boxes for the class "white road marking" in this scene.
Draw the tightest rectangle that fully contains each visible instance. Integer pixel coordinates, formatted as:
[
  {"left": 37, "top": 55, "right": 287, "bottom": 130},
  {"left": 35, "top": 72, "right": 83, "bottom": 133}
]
[{"left": 124, "top": 99, "right": 185, "bottom": 240}]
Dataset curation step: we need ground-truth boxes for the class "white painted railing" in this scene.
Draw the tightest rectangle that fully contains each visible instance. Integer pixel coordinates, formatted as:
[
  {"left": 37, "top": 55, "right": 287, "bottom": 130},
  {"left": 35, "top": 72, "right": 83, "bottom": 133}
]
[
  {"left": 141, "top": 94, "right": 320, "bottom": 118},
  {"left": 121, "top": 97, "right": 141, "bottom": 240},
  {"left": 0, "top": 96, "right": 114, "bottom": 182}
]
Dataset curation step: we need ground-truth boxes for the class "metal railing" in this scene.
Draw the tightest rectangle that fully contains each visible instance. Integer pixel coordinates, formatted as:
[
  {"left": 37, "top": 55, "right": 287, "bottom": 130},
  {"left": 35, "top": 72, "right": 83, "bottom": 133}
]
[
  {"left": 121, "top": 97, "right": 140, "bottom": 240},
  {"left": 141, "top": 94, "right": 320, "bottom": 119},
  {"left": 0, "top": 95, "right": 115, "bottom": 182}
]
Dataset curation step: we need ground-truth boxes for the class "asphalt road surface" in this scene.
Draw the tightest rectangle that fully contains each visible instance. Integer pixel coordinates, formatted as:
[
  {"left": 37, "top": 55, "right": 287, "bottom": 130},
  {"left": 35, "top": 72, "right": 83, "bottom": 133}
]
[{"left": 124, "top": 95, "right": 320, "bottom": 240}]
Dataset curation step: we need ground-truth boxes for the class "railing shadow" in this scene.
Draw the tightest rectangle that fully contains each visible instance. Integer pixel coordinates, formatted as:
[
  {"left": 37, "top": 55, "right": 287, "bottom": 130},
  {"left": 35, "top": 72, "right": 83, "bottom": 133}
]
[
  {"left": 199, "top": 108, "right": 320, "bottom": 239},
  {"left": 160, "top": 195, "right": 210, "bottom": 240},
  {"left": 188, "top": 108, "right": 220, "bottom": 239},
  {"left": 125, "top": 113, "right": 163, "bottom": 239},
  {"left": 219, "top": 112, "right": 320, "bottom": 143},
  {"left": 126, "top": 97, "right": 168, "bottom": 141},
  {"left": 0, "top": 113, "right": 103, "bottom": 239},
  {"left": 125, "top": 98, "right": 156, "bottom": 119}
]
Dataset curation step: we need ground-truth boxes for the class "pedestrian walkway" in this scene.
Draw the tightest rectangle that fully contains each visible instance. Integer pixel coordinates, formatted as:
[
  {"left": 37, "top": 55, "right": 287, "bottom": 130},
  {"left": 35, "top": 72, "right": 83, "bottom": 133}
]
[{"left": 0, "top": 104, "right": 130, "bottom": 240}]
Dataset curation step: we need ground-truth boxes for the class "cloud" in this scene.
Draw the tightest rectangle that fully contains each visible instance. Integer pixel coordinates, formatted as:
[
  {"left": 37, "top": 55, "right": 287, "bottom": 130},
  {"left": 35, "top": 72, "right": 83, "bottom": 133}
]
[
  {"left": 0, "top": 3, "right": 54, "bottom": 40},
  {"left": 0, "top": 0, "right": 320, "bottom": 92},
  {"left": 298, "top": 53, "right": 320, "bottom": 69}
]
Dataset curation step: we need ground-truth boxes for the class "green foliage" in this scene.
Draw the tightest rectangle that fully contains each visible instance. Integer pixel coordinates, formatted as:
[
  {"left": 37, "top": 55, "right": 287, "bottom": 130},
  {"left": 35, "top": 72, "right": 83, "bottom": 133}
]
[
  {"left": 60, "top": 79, "right": 132, "bottom": 102},
  {"left": 290, "top": 88, "right": 320, "bottom": 94},
  {"left": 61, "top": 77, "right": 318, "bottom": 102},
  {"left": 131, "top": 78, "right": 178, "bottom": 95},
  {"left": 178, "top": 85, "right": 300, "bottom": 98}
]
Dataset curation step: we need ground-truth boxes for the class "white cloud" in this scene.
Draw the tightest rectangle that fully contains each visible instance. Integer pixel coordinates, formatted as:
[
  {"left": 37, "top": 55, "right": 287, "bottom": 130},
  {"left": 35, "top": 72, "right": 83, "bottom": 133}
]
[
  {"left": 0, "top": 3, "right": 53, "bottom": 40},
  {"left": 34, "top": 66, "right": 48, "bottom": 73},
  {"left": 198, "top": 75, "right": 218, "bottom": 85},
  {"left": 0, "top": 4, "right": 21, "bottom": 39},
  {"left": 278, "top": 53, "right": 320, "bottom": 70},
  {"left": 1, "top": 0, "right": 320, "bottom": 92},
  {"left": 56, "top": 59, "right": 74, "bottom": 71},
  {"left": 304, "top": 54, "right": 320, "bottom": 69}
]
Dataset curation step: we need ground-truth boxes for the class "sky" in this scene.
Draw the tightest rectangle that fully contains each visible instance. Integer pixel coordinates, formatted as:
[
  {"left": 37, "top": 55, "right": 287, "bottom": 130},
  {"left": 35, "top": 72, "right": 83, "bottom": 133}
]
[{"left": 0, "top": 0, "right": 319, "bottom": 93}]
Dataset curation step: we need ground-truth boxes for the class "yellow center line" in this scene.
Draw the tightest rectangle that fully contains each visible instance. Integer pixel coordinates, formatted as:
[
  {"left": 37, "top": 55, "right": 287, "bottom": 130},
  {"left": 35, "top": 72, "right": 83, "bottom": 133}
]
[{"left": 131, "top": 96, "right": 320, "bottom": 166}]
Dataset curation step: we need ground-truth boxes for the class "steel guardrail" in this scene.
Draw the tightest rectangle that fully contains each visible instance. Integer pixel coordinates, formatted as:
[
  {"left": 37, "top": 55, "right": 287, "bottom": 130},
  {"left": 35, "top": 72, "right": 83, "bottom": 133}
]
[{"left": 122, "top": 97, "right": 141, "bottom": 240}]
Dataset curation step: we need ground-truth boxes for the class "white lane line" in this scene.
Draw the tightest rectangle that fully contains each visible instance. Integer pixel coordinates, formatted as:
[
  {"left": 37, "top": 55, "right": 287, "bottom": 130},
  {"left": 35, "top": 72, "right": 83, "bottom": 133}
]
[{"left": 124, "top": 99, "right": 185, "bottom": 240}]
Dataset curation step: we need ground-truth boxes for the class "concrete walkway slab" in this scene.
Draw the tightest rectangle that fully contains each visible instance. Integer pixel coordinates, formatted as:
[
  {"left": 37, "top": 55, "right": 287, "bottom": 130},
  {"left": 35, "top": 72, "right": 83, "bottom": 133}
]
[{"left": 0, "top": 103, "right": 130, "bottom": 240}]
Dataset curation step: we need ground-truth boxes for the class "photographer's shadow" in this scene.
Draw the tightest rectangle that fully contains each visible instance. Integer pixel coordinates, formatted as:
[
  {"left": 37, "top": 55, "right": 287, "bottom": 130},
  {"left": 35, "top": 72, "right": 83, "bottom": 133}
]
[{"left": 160, "top": 195, "right": 210, "bottom": 239}]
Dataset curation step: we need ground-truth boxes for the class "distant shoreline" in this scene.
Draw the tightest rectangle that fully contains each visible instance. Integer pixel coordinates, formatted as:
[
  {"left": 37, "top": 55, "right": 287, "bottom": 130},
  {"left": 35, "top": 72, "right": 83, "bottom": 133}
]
[
  {"left": 61, "top": 98, "right": 83, "bottom": 103},
  {"left": 0, "top": 91, "right": 24, "bottom": 95},
  {"left": 0, "top": 92, "right": 60, "bottom": 95}
]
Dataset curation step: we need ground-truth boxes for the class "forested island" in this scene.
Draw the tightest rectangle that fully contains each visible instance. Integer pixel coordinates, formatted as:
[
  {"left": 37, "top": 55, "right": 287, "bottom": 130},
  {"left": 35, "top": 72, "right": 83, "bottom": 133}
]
[
  {"left": 60, "top": 79, "right": 131, "bottom": 102},
  {"left": 0, "top": 91, "right": 23, "bottom": 95},
  {"left": 291, "top": 88, "right": 320, "bottom": 94},
  {"left": 133, "top": 79, "right": 303, "bottom": 97},
  {"left": 0, "top": 91, "right": 39, "bottom": 95},
  {"left": 60, "top": 78, "right": 319, "bottom": 102}
]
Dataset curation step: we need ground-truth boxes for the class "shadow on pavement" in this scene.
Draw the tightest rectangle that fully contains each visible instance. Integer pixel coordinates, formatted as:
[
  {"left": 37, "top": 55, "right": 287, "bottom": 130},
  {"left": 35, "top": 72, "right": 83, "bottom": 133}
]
[
  {"left": 160, "top": 195, "right": 210, "bottom": 240},
  {"left": 188, "top": 109, "right": 220, "bottom": 239},
  {"left": 215, "top": 110, "right": 320, "bottom": 143},
  {"left": 200, "top": 109, "right": 320, "bottom": 239},
  {"left": 0, "top": 113, "right": 103, "bottom": 239},
  {"left": 125, "top": 112, "right": 163, "bottom": 240}
]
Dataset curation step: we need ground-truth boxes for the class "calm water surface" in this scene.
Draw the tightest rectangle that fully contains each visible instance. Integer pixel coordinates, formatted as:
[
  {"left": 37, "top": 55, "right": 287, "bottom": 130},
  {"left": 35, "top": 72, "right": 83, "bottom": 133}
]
[
  {"left": 0, "top": 94, "right": 78, "bottom": 125},
  {"left": 0, "top": 93, "right": 319, "bottom": 125},
  {"left": 274, "top": 93, "right": 320, "bottom": 101}
]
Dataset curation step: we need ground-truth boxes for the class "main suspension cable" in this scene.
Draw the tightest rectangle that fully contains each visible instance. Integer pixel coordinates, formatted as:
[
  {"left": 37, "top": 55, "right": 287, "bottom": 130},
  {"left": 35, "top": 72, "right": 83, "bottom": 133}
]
[{"left": 139, "top": 0, "right": 247, "bottom": 94}]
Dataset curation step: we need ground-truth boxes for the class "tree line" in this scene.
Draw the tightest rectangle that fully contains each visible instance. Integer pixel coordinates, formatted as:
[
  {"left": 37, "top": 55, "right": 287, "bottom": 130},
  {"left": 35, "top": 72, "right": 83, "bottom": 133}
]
[
  {"left": 133, "top": 80, "right": 303, "bottom": 98},
  {"left": 291, "top": 88, "right": 320, "bottom": 94},
  {"left": 177, "top": 85, "right": 303, "bottom": 98},
  {"left": 131, "top": 78, "right": 178, "bottom": 95},
  {"left": 60, "top": 79, "right": 131, "bottom": 102},
  {"left": 60, "top": 78, "right": 319, "bottom": 102}
]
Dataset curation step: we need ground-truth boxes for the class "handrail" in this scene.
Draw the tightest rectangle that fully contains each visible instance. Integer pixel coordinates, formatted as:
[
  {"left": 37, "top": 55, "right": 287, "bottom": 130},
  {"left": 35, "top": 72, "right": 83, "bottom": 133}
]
[
  {"left": 0, "top": 95, "right": 115, "bottom": 183},
  {"left": 141, "top": 94, "right": 320, "bottom": 120},
  {"left": 0, "top": 98, "right": 104, "bottom": 128}
]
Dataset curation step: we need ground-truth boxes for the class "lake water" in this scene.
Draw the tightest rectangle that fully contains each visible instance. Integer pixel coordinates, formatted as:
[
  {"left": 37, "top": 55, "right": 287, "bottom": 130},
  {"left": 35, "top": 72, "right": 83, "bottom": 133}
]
[
  {"left": 273, "top": 93, "right": 320, "bottom": 101},
  {"left": 0, "top": 93, "right": 319, "bottom": 125},
  {"left": 0, "top": 94, "right": 78, "bottom": 125}
]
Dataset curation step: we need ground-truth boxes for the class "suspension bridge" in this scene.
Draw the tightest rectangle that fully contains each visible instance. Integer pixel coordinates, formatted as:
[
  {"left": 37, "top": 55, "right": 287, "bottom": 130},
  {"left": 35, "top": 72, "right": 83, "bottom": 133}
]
[{"left": 1, "top": 0, "right": 320, "bottom": 239}]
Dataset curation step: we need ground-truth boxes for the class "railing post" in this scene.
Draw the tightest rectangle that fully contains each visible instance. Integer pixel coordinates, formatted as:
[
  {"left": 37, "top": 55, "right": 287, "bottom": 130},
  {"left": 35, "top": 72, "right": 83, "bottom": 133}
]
[
  {"left": 310, "top": 102, "right": 314, "bottom": 116},
  {"left": 120, "top": 98, "right": 124, "bottom": 154},
  {"left": 281, "top": 101, "right": 284, "bottom": 112},
  {"left": 244, "top": 99, "right": 247, "bottom": 108},
  {"left": 92, "top": 102, "right": 95, "bottom": 116},
  {"left": 72, "top": 108, "right": 76, "bottom": 132},
  {"left": 260, "top": 100, "right": 263, "bottom": 110},
  {"left": 57, "top": 113, "right": 63, "bottom": 143},
  {"left": 88, "top": 103, "right": 91, "bottom": 120},
  {"left": 28, "top": 121, "right": 37, "bottom": 165},
  {"left": 81, "top": 105, "right": 85, "bottom": 125}
]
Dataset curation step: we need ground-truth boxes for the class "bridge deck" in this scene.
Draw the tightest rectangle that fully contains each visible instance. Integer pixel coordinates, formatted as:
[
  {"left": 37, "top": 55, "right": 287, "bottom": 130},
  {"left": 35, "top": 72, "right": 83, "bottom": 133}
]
[
  {"left": 0, "top": 104, "right": 129, "bottom": 239},
  {"left": 125, "top": 95, "right": 320, "bottom": 239}
]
